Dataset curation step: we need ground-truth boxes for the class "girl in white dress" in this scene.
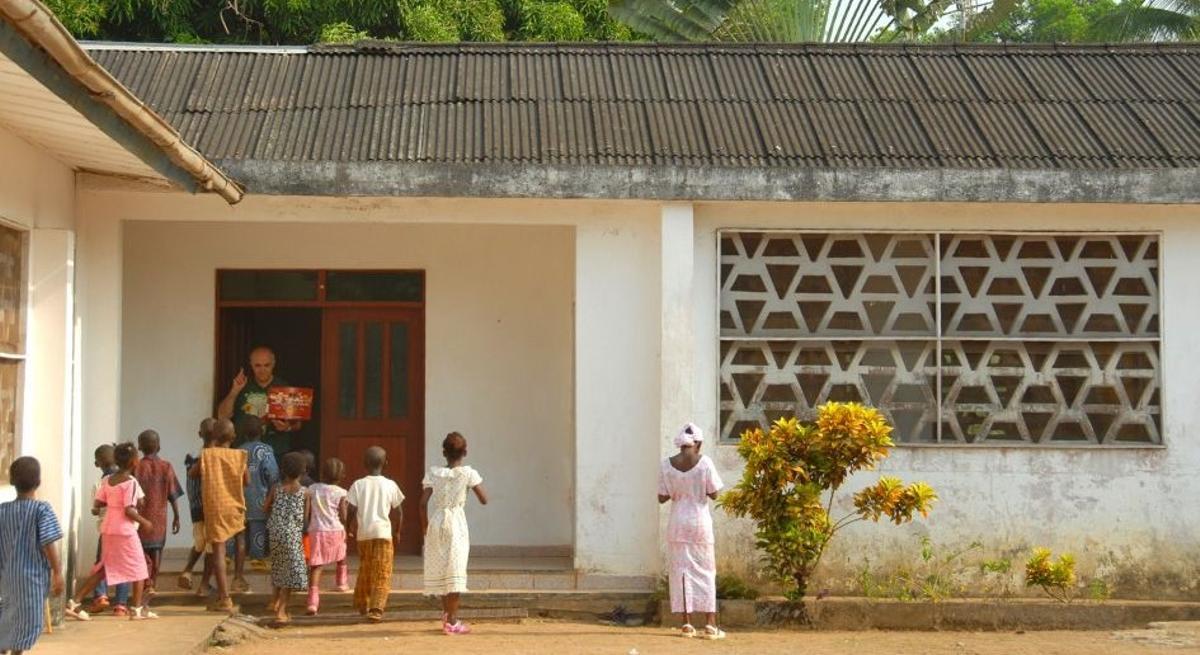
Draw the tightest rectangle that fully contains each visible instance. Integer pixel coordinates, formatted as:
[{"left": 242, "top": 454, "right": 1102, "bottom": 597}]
[
  {"left": 421, "top": 432, "right": 488, "bottom": 635},
  {"left": 659, "top": 422, "right": 726, "bottom": 639}
]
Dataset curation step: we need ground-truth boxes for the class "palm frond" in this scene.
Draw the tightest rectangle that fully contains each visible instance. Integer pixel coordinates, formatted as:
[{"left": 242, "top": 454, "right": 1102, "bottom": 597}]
[{"left": 608, "top": 0, "right": 737, "bottom": 41}]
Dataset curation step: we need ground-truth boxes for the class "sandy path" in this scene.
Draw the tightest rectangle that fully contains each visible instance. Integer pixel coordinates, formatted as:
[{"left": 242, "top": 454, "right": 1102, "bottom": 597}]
[{"left": 226, "top": 619, "right": 1198, "bottom": 654}]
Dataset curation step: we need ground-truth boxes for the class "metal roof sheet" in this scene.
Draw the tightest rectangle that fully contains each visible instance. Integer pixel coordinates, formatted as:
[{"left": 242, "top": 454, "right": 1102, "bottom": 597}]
[{"left": 81, "top": 42, "right": 1200, "bottom": 170}]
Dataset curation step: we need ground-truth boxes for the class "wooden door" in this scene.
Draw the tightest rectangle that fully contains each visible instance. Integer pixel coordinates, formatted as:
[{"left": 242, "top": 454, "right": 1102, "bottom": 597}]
[{"left": 321, "top": 307, "right": 424, "bottom": 553}]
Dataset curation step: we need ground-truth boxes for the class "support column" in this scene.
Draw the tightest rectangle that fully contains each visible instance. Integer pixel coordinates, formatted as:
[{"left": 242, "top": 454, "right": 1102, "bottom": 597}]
[
  {"left": 659, "top": 203, "right": 696, "bottom": 455},
  {"left": 572, "top": 204, "right": 696, "bottom": 585},
  {"left": 574, "top": 214, "right": 661, "bottom": 581},
  {"left": 74, "top": 211, "right": 122, "bottom": 569},
  {"left": 22, "top": 229, "right": 75, "bottom": 526}
]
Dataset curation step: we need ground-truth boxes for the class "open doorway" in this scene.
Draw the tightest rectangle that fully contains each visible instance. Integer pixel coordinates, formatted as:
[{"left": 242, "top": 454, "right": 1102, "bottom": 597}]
[
  {"left": 215, "top": 307, "right": 322, "bottom": 456},
  {"left": 214, "top": 269, "right": 426, "bottom": 553}
]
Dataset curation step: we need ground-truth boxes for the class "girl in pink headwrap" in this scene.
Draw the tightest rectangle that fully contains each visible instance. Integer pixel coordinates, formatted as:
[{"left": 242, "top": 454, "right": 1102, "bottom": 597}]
[{"left": 658, "top": 422, "right": 726, "bottom": 639}]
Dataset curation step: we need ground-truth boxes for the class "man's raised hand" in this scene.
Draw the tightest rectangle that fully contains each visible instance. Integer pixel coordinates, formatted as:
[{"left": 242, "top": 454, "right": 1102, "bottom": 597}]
[{"left": 230, "top": 368, "right": 248, "bottom": 394}]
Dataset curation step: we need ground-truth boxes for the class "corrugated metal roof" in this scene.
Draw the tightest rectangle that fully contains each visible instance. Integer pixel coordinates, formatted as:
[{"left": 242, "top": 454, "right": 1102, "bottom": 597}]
[{"left": 84, "top": 42, "right": 1200, "bottom": 169}]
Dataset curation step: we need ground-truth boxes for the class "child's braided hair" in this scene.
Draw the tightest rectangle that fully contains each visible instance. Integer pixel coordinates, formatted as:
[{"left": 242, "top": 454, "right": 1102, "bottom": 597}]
[{"left": 114, "top": 441, "right": 138, "bottom": 471}]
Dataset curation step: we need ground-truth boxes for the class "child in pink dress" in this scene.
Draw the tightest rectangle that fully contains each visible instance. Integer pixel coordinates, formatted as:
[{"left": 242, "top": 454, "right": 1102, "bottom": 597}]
[
  {"left": 658, "top": 423, "right": 725, "bottom": 640},
  {"left": 66, "top": 442, "right": 158, "bottom": 621},
  {"left": 305, "top": 457, "right": 350, "bottom": 615}
]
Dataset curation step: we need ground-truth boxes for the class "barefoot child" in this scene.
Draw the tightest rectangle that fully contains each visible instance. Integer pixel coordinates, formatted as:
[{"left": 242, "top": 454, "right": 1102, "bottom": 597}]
[
  {"left": 658, "top": 423, "right": 725, "bottom": 640},
  {"left": 238, "top": 415, "right": 279, "bottom": 580},
  {"left": 347, "top": 446, "right": 404, "bottom": 623},
  {"left": 67, "top": 442, "right": 158, "bottom": 621},
  {"left": 193, "top": 418, "right": 248, "bottom": 613},
  {"left": 421, "top": 432, "right": 487, "bottom": 635},
  {"left": 178, "top": 418, "right": 215, "bottom": 596},
  {"left": 134, "top": 429, "right": 183, "bottom": 595},
  {"left": 0, "top": 457, "right": 65, "bottom": 654},
  {"left": 264, "top": 452, "right": 309, "bottom": 625},
  {"left": 306, "top": 457, "right": 350, "bottom": 615},
  {"left": 89, "top": 444, "right": 131, "bottom": 616}
]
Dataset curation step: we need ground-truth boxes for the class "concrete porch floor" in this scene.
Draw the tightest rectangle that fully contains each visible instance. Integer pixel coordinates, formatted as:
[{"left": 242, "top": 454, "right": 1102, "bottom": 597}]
[{"left": 155, "top": 551, "right": 653, "bottom": 593}]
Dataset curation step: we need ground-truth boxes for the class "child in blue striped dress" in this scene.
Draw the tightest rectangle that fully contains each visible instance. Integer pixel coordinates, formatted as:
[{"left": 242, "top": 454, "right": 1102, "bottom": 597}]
[{"left": 0, "top": 456, "right": 64, "bottom": 654}]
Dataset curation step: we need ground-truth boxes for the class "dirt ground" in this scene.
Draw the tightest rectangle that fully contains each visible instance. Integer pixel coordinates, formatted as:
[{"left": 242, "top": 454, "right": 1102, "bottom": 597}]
[{"left": 225, "top": 619, "right": 1200, "bottom": 654}]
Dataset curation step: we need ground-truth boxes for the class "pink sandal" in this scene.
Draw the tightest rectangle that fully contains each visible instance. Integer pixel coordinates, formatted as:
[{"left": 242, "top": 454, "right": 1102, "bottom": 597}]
[{"left": 443, "top": 620, "right": 471, "bottom": 635}]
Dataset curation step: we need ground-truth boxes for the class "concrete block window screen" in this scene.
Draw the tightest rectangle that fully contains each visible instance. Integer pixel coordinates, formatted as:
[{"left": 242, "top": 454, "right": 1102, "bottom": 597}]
[{"left": 718, "top": 231, "right": 1162, "bottom": 446}]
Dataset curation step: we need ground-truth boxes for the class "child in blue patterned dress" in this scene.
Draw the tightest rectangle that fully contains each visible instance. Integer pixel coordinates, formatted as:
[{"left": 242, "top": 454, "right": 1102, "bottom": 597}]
[{"left": 0, "top": 457, "right": 64, "bottom": 654}]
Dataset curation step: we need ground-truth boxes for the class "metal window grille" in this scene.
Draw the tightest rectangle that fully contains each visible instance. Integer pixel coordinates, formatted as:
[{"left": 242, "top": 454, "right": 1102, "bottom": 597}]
[{"left": 718, "top": 231, "right": 1162, "bottom": 446}]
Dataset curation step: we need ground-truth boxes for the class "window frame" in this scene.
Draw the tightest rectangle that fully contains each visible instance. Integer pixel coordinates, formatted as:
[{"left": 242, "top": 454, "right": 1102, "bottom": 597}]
[
  {"left": 716, "top": 228, "right": 1166, "bottom": 449},
  {"left": 0, "top": 220, "right": 28, "bottom": 485}
]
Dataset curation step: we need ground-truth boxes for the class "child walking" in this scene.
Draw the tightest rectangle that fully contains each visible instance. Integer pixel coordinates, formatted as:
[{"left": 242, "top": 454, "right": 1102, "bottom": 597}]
[
  {"left": 67, "top": 442, "right": 158, "bottom": 621},
  {"left": 134, "top": 429, "right": 183, "bottom": 595},
  {"left": 89, "top": 444, "right": 131, "bottom": 615},
  {"left": 347, "top": 446, "right": 404, "bottom": 623},
  {"left": 306, "top": 457, "right": 350, "bottom": 615},
  {"left": 178, "top": 418, "right": 215, "bottom": 596},
  {"left": 658, "top": 423, "right": 725, "bottom": 640},
  {"left": 264, "top": 452, "right": 309, "bottom": 626},
  {"left": 193, "top": 418, "right": 248, "bottom": 613},
  {"left": 421, "top": 432, "right": 487, "bottom": 635},
  {"left": 0, "top": 457, "right": 64, "bottom": 654},
  {"left": 239, "top": 415, "right": 279, "bottom": 580}
]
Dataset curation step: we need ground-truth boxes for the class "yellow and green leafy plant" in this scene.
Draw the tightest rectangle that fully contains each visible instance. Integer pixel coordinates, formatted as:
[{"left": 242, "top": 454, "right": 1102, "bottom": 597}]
[
  {"left": 1025, "top": 547, "right": 1077, "bottom": 603},
  {"left": 720, "top": 403, "right": 937, "bottom": 601}
]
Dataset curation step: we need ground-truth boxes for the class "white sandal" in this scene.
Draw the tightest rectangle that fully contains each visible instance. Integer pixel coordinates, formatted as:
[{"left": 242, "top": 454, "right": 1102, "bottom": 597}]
[
  {"left": 701, "top": 625, "right": 726, "bottom": 640},
  {"left": 130, "top": 606, "right": 159, "bottom": 620},
  {"left": 680, "top": 624, "right": 697, "bottom": 638},
  {"left": 64, "top": 599, "right": 91, "bottom": 621}
]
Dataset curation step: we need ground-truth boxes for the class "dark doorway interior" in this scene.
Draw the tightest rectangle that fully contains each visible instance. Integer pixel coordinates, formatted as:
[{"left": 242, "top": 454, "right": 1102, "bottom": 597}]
[{"left": 216, "top": 307, "right": 323, "bottom": 459}]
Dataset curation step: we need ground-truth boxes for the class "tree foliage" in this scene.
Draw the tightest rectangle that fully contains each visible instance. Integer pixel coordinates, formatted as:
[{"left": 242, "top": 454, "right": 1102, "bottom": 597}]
[
  {"left": 43, "top": 0, "right": 631, "bottom": 43},
  {"left": 720, "top": 404, "right": 937, "bottom": 602},
  {"left": 608, "top": 0, "right": 1019, "bottom": 42},
  {"left": 949, "top": 0, "right": 1200, "bottom": 42}
]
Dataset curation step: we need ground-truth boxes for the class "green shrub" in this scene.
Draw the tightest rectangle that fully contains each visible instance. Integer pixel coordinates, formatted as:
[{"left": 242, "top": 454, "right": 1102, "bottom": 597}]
[
  {"left": 1025, "top": 547, "right": 1076, "bottom": 603},
  {"left": 721, "top": 404, "right": 938, "bottom": 601},
  {"left": 716, "top": 573, "right": 759, "bottom": 600}
]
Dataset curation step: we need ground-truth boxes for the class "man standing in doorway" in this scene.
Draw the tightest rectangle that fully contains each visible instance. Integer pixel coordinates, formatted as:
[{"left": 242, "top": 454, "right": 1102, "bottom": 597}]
[{"left": 217, "top": 346, "right": 300, "bottom": 459}]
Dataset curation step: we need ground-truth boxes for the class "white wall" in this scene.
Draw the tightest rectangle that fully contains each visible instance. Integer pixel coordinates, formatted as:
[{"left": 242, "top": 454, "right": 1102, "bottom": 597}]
[
  {"left": 692, "top": 201, "right": 1200, "bottom": 598},
  {"left": 0, "top": 124, "right": 76, "bottom": 537},
  {"left": 0, "top": 125, "right": 74, "bottom": 230},
  {"left": 117, "top": 221, "right": 574, "bottom": 552}
]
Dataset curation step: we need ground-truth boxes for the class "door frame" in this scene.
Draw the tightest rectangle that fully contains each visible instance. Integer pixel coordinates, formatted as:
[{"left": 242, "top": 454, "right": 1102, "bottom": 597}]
[
  {"left": 213, "top": 270, "right": 427, "bottom": 537},
  {"left": 213, "top": 269, "right": 426, "bottom": 404}
]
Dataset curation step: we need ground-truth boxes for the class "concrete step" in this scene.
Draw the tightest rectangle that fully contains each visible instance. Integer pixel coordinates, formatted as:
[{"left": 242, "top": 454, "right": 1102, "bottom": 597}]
[
  {"left": 253, "top": 607, "right": 530, "bottom": 627},
  {"left": 149, "top": 589, "right": 656, "bottom": 622}
]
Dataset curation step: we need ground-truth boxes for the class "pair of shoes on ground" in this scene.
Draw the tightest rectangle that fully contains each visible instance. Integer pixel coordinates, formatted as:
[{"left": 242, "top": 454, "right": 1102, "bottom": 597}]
[
  {"left": 67, "top": 599, "right": 156, "bottom": 621},
  {"left": 680, "top": 624, "right": 726, "bottom": 640}
]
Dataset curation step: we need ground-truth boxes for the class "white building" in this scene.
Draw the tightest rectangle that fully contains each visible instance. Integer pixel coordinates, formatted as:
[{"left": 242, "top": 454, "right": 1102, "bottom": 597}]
[{"left": 3, "top": 0, "right": 1199, "bottom": 596}]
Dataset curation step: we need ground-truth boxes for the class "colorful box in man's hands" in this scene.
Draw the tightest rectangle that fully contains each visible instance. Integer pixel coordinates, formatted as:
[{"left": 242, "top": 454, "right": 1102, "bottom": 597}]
[{"left": 267, "top": 386, "right": 314, "bottom": 420}]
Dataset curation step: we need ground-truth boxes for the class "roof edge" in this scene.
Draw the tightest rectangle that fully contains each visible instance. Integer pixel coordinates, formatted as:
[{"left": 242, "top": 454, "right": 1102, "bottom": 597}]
[
  {"left": 0, "top": 0, "right": 244, "bottom": 204},
  {"left": 76, "top": 39, "right": 1200, "bottom": 55},
  {"left": 208, "top": 160, "right": 1200, "bottom": 204}
]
